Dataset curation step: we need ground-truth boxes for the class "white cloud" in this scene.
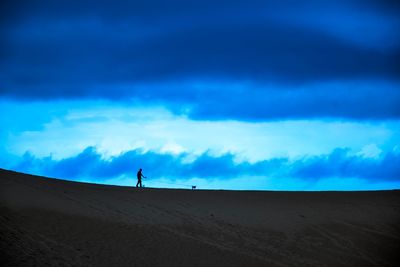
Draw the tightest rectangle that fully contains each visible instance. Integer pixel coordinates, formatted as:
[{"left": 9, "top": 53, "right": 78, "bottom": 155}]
[
  {"left": 2, "top": 100, "right": 400, "bottom": 163},
  {"left": 160, "top": 141, "right": 186, "bottom": 154},
  {"left": 357, "top": 144, "right": 383, "bottom": 159}
]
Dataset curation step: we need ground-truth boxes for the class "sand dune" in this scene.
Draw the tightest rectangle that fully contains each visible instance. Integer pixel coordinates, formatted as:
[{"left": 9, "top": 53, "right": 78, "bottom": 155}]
[{"left": 1, "top": 169, "right": 399, "bottom": 266}]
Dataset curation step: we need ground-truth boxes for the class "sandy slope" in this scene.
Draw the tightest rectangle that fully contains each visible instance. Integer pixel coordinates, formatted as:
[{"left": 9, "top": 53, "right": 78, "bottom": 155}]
[{"left": 0, "top": 169, "right": 399, "bottom": 266}]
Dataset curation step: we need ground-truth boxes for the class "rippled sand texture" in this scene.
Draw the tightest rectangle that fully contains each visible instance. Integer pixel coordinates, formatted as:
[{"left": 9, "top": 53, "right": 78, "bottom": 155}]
[{"left": 1, "top": 169, "right": 399, "bottom": 266}]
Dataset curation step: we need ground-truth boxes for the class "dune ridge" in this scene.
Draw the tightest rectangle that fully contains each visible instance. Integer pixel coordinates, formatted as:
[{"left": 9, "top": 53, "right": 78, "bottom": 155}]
[{"left": 1, "top": 168, "right": 399, "bottom": 266}]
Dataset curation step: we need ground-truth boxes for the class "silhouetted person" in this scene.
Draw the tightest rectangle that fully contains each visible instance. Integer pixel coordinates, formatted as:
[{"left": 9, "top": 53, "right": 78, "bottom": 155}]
[{"left": 136, "top": 168, "right": 146, "bottom": 188}]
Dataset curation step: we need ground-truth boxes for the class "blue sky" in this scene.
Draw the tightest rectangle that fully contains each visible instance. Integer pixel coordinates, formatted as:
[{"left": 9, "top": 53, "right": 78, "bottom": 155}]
[{"left": 1, "top": 0, "right": 399, "bottom": 190}]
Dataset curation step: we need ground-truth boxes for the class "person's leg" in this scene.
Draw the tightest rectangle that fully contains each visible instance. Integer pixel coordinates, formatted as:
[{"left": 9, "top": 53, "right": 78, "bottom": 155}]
[
  {"left": 136, "top": 180, "right": 139, "bottom": 187},
  {"left": 139, "top": 180, "right": 142, "bottom": 187}
]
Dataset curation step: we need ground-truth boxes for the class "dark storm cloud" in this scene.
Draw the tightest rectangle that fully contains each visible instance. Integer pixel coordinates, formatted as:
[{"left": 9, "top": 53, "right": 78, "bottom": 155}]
[
  {"left": 12, "top": 146, "right": 400, "bottom": 182},
  {"left": 1, "top": 0, "right": 399, "bottom": 120},
  {"left": 184, "top": 82, "right": 400, "bottom": 120}
]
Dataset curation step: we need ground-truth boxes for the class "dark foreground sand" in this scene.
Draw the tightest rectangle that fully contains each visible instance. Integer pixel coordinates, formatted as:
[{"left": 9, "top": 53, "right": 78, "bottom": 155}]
[{"left": 1, "top": 169, "right": 399, "bottom": 267}]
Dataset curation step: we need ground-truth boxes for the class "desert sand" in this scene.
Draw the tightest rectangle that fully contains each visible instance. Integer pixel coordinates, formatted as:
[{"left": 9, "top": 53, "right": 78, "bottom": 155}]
[{"left": 0, "top": 168, "right": 399, "bottom": 266}]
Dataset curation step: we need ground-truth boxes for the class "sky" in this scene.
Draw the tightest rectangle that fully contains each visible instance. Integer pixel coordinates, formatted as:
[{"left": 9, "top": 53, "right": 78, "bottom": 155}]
[{"left": 1, "top": 0, "right": 400, "bottom": 190}]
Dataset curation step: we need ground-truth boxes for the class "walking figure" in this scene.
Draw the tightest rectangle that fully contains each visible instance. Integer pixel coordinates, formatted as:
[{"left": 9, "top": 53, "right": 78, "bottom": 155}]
[{"left": 136, "top": 168, "right": 146, "bottom": 188}]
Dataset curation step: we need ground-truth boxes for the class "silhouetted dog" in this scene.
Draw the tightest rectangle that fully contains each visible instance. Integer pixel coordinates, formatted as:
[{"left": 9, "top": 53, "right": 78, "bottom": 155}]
[{"left": 192, "top": 186, "right": 196, "bottom": 190}]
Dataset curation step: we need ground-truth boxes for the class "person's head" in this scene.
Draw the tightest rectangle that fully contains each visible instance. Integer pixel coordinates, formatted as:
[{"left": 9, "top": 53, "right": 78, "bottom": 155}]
[{"left": 139, "top": 168, "right": 142, "bottom": 171}]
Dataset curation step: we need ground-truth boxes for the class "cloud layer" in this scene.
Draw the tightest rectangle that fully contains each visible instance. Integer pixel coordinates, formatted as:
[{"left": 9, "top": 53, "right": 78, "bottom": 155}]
[
  {"left": 1, "top": 0, "right": 399, "bottom": 120},
  {"left": 11, "top": 146, "right": 400, "bottom": 184}
]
